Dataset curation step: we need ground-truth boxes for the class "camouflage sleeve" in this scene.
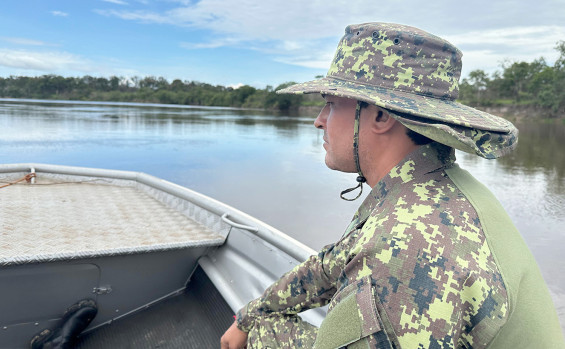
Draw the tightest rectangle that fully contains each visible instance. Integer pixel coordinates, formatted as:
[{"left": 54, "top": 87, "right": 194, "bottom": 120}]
[{"left": 236, "top": 242, "right": 343, "bottom": 332}]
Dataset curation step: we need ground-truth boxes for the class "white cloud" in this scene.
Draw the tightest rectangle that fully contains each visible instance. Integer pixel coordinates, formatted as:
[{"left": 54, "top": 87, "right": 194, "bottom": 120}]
[
  {"left": 97, "top": 0, "right": 564, "bottom": 41},
  {"left": 94, "top": 9, "right": 169, "bottom": 23},
  {"left": 179, "top": 37, "right": 243, "bottom": 49},
  {"left": 273, "top": 57, "right": 332, "bottom": 70},
  {"left": 102, "top": 0, "right": 129, "bottom": 5},
  {"left": 447, "top": 26, "right": 565, "bottom": 76},
  {"left": 0, "top": 48, "right": 147, "bottom": 79},
  {"left": 446, "top": 26, "right": 565, "bottom": 54},
  {"left": 228, "top": 83, "right": 244, "bottom": 89},
  {"left": 51, "top": 11, "right": 69, "bottom": 17},
  {"left": 94, "top": 0, "right": 565, "bottom": 73},
  {"left": 266, "top": 39, "right": 336, "bottom": 69},
  {"left": 0, "top": 37, "right": 53, "bottom": 47},
  {"left": 95, "top": 0, "right": 381, "bottom": 42},
  {"left": 0, "top": 49, "right": 94, "bottom": 73}
]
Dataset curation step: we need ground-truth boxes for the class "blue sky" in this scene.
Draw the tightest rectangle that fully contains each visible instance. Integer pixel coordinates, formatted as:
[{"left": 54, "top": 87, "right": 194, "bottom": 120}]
[{"left": 1, "top": 0, "right": 564, "bottom": 88}]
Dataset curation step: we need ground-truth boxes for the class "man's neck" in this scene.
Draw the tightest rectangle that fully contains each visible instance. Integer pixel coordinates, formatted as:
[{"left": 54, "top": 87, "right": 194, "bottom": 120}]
[{"left": 364, "top": 142, "right": 420, "bottom": 187}]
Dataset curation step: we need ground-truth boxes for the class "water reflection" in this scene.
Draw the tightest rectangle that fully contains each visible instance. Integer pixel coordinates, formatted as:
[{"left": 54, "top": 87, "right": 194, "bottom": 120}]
[{"left": 503, "top": 120, "right": 565, "bottom": 188}]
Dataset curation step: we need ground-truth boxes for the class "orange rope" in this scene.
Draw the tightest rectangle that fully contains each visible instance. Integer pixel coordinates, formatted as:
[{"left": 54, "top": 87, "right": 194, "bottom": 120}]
[{"left": 0, "top": 173, "right": 36, "bottom": 189}]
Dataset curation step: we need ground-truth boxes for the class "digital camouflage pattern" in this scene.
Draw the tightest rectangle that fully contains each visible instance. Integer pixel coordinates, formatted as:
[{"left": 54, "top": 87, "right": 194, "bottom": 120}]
[
  {"left": 277, "top": 22, "right": 518, "bottom": 159},
  {"left": 387, "top": 110, "right": 518, "bottom": 159},
  {"left": 237, "top": 143, "right": 510, "bottom": 348},
  {"left": 245, "top": 314, "right": 318, "bottom": 348}
]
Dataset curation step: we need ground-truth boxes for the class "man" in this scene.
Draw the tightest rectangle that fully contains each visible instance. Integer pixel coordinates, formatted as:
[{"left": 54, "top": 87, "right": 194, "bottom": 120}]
[{"left": 221, "top": 22, "right": 564, "bottom": 348}]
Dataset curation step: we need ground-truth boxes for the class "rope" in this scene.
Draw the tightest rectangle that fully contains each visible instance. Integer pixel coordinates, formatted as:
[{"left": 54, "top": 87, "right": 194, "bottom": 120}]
[{"left": 0, "top": 173, "right": 36, "bottom": 189}]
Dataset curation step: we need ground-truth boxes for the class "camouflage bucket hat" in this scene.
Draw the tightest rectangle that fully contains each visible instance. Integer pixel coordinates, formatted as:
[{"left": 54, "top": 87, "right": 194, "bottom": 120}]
[{"left": 278, "top": 22, "right": 518, "bottom": 159}]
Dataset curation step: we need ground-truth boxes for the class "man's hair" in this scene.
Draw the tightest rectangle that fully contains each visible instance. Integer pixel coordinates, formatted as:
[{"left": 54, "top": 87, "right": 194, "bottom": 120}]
[
  {"left": 406, "top": 129, "right": 433, "bottom": 145},
  {"left": 358, "top": 101, "right": 433, "bottom": 146}
]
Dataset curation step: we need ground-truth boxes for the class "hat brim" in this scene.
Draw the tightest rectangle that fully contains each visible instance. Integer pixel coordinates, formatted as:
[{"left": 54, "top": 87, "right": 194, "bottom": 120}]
[
  {"left": 277, "top": 77, "right": 514, "bottom": 133},
  {"left": 387, "top": 110, "right": 518, "bottom": 159}
]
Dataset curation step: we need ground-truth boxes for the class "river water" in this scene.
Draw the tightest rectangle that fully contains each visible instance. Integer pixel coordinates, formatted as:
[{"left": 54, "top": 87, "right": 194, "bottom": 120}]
[{"left": 1, "top": 98, "right": 564, "bottom": 331}]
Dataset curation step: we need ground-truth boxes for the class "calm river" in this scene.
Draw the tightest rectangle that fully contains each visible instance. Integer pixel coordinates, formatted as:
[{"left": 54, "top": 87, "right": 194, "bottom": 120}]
[{"left": 1, "top": 98, "right": 564, "bottom": 331}]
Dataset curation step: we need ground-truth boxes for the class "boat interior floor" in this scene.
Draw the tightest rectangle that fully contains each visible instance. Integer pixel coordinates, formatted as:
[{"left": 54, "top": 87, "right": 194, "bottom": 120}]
[{"left": 76, "top": 266, "right": 234, "bottom": 348}]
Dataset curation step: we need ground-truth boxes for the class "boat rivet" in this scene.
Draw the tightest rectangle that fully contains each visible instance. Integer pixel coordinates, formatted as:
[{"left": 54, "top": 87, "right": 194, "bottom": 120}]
[
  {"left": 2, "top": 326, "right": 7, "bottom": 330},
  {"left": 34, "top": 322, "right": 39, "bottom": 326},
  {"left": 115, "top": 309, "right": 119, "bottom": 313}
]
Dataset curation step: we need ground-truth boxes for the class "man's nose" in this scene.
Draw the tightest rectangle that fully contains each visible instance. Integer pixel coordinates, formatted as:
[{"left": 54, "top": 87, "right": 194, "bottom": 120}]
[{"left": 314, "top": 105, "right": 328, "bottom": 129}]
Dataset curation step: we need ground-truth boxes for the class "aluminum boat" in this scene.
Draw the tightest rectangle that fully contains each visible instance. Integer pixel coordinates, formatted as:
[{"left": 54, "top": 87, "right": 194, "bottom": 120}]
[{"left": 0, "top": 163, "right": 325, "bottom": 348}]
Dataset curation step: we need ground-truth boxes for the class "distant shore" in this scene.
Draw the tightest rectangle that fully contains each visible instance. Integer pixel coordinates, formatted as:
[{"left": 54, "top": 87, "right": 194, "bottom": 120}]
[
  {"left": 2, "top": 69, "right": 564, "bottom": 119},
  {"left": 477, "top": 105, "right": 565, "bottom": 120}
]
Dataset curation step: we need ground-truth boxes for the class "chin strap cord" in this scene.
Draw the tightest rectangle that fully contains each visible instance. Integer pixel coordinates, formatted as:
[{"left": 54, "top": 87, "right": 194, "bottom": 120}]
[
  {"left": 340, "top": 101, "right": 367, "bottom": 201},
  {"left": 339, "top": 175, "right": 366, "bottom": 201}
]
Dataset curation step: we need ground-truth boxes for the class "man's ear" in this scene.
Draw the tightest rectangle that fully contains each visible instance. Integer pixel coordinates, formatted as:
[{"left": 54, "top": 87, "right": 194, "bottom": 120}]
[{"left": 369, "top": 106, "right": 397, "bottom": 134}]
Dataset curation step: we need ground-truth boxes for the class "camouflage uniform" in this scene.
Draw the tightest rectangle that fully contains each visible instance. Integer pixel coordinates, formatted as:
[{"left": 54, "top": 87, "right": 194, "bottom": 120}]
[
  {"left": 237, "top": 143, "right": 563, "bottom": 348},
  {"left": 236, "top": 23, "right": 564, "bottom": 348}
]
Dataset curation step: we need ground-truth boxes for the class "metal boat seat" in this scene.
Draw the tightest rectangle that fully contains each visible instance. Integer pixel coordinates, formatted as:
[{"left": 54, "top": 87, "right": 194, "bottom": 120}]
[{"left": 0, "top": 177, "right": 225, "bottom": 266}]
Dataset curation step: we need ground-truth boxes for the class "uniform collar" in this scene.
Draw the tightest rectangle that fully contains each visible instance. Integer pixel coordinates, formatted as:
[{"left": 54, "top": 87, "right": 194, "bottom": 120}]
[{"left": 344, "top": 142, "right": 455, "bottom": 235}]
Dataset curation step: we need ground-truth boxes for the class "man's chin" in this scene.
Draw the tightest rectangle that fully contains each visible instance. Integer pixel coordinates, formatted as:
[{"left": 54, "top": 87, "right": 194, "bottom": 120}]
[
  {"left": 324, "top": 158, "right": 354, "bottom": 173},
  {"left": 324, "top": 157, "right": 336, "bottom": 170}
]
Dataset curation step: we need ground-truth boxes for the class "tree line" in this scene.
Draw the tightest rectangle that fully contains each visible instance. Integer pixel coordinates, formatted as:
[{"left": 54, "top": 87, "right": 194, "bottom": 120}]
[
  {"left": 1, "top": 41, "right": 564, "bottom": 116},
  {"left": 0, "top": 75, "right": 311, "bottom": 111},
  {"left": 459, "top": 41, "right": 565, "bottom": 116}
]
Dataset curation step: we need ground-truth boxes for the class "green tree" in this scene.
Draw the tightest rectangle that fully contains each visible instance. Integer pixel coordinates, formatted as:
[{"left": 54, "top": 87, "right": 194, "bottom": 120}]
[
  {"left": 232, "top": 85, "right": 256, "bottom": 106},
  {"left": 555, "top": 40, "right": 565, "bottom": 70},
  {"left": 499, "top": 59, "right": 546, "bottom": 102},
  {"left": 170, "top": 79, "right": 185, "bottom": 92},
  {"left": 551, "top": 41, "right": 565, "bottom": 114},
  {"left": 459, "top": 70, "right": 492, "bottom": 105},
  {"left": 468, "top": 70, "right": 489, "bottom": 100}
]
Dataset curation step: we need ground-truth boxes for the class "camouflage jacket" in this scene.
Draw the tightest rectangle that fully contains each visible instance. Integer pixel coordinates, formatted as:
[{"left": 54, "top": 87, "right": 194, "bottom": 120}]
[{"left": 237, "top": 143, "right": 564, "bottom": 348}]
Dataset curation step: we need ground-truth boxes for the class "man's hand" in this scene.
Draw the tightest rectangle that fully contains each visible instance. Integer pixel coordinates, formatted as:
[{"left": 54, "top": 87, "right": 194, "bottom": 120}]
[{"left": 220, "top": 321, "right": 248, "bottom": 349}]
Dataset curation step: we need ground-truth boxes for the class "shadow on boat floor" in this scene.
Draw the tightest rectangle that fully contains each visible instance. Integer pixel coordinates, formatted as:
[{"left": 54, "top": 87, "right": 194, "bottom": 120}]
[{"left": 76, "top": 266, "right": 234, "bottom": 348}]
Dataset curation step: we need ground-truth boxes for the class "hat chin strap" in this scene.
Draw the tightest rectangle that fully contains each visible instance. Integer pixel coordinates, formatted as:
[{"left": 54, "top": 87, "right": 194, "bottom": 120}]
[{"left": 340, "top": 101, "right": 367, "bottom": 201}]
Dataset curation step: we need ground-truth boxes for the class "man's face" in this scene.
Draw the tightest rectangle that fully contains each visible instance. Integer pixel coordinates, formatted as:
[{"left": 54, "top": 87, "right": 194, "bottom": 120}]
[{"left": 314, "top": 95, "right": 357, "bottom": 173}]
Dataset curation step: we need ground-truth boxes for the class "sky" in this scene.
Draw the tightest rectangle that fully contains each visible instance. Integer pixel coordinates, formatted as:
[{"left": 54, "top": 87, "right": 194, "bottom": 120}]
[{"left": 1, "top": 0, "right": 565, "bottom": 88}]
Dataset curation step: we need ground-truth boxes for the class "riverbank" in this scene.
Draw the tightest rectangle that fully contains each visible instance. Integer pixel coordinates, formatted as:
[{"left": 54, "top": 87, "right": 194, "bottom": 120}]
[
  {"left": 478, "top": 105, "right": 564, "bottom": 120},
  {"left": 0, "top": 97, "right": 250, "bottom": 111}
]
